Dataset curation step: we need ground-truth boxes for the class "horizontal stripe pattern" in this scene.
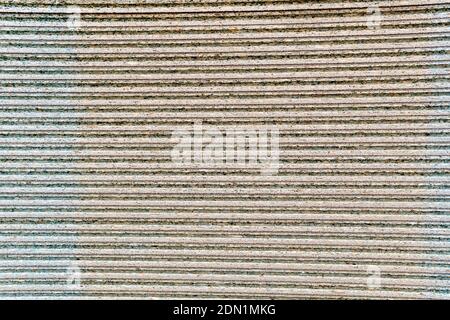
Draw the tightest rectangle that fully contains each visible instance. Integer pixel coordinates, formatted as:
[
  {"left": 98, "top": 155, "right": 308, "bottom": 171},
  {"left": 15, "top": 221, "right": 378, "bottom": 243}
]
[{"left": 0, "top": 0, "right": 449, "bottom": 299}]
